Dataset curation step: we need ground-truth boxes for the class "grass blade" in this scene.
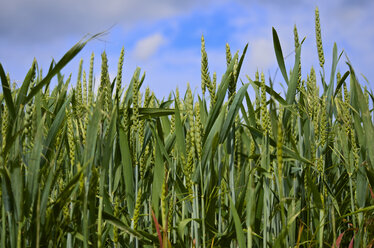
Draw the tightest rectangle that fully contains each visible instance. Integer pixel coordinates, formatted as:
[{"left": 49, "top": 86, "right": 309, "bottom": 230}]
[
  {"left": 26, "top": 33, "right": 103, "bottom": 103},
  {"left": 0, "top": 63, "right": 16, "bottom": 120},
  {"left": 228, "top": 195, "right": 246, "bottom": 248},
  {"left": 219, "top": 83, "right": 249, "bottom": 143},
  {"left": 272, "top": 27, "right": 289, "bottom": 85}
]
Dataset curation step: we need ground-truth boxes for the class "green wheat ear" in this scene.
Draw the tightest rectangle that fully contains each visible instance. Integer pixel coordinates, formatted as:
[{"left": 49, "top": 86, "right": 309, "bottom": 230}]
[
  {"left": 88, "top": 52, "right": 94, "bottom": 104},
  {"left": 207, "top": 71, "right": 216, "bottom": 109},
  {"left": 294, "top": 24, "right": 301, "bottom": 89},
  {"left": 1, "top": 104, "right": 8, "bottom": 151},
  {"left": 66, "top": 108, "right": 76, "bottom": 166},
  {"left": 201, "top": 35, "right": 210, "bottom": 96},
  {"left": 225, "top": 43, "right": 232, "bottom": 66},
  {"left": 260, "top": 72, "right": 270, "bottom": 135},
  {"left": 194, "top": 100, "right": 203, "bottom": 160},
  {"left": 76, "top": 60, "right": 83, "bottom": 117},
  {"left": 336, "top": 72, "right": 343, "bottom": 100},
  {"left": 315, "top": 7, "right": 325, "bottom": 68},
  {"left": 116, "top": 47, "right": 125, "bottom": 101}
]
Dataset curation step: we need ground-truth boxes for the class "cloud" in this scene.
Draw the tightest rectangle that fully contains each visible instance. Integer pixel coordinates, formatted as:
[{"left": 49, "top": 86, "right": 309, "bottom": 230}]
[
  {"left": 248, "top": 38, "right": 276, "bottom": 71},
  {"left": 237, "top": 0, "right": 373, "bottom": 9},
  {"left": 0, "top": 0, "right": 210, "bottom": 44},
  {"left": 123, "top": 47, "right": 201, "bottom": 98},
  {"left": 1, "top": 0, "right": 373, "bottom": 95},
  {"left": 133, "top": 33, "right": 166, "bottom": 60}
]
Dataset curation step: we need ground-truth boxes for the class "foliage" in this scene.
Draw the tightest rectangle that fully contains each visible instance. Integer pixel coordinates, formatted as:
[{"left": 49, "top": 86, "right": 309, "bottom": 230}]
[{"left": 1, "top": 8, "right": 374, "bottom": 248}]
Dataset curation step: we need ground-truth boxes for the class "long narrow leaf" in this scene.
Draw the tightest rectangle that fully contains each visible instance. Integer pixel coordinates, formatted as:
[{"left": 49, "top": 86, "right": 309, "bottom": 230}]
[{"left": 0, "top": 63, "right": 16, "bottom": 120}]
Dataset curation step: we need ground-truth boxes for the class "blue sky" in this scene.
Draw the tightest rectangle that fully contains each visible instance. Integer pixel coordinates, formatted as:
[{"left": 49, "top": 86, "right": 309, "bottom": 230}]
[{"left": 1, "top": 0, "right": 373, "bottom": 98}]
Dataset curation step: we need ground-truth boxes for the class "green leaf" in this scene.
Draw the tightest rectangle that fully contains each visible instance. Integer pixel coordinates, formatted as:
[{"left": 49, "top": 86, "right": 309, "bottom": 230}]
[
  {"left": 174, "top": 99, "right": 186, "bottom": 159},
  {"left": 40, "top": 161, "right": 55, "bottom": 225},
  {"left": 42, "top": 94, "right": 71, "bottom": 165},
  {"left": 83, "top": 95, "right": 102, "bottom": 174},
  {"left": 15, "top": 60, "right": 36, "bottom": 108},
  {"left": 103, "top": 211, "right": 157, "bottom": 243},
  {"left": 340, "top": 205, "right": 374, "bottom": 219},
  {"left": 177, "top": 219, "right": 194, "bottom": 241},
  {"left": 10, "top": 161, "right": 24, "bottom": 222},
  {"left": 307, "top": 171, "right": 323, "bottom": 209},
  {"left": 234, "top": 43, "right": 248, "bottom": 82},
  {"left": 204, "top": 53, "right": 238, "bottom": 140},
  {"left": 228, "top": 195, "right": 246, "bottom": 248},
  {"left": 348, "top": 62, "right": 374, "bottom": 166},
  {"left": 122, "top": 67, "right": 141, "bottom": 106},
  {"left": 152, "top": 127, "right": 172, "bottom": 167},
  {"left": 283, "top": 45, "right": 301, "bottom": 125},
  {"left": 326, "top": 43, "right": 339, "bottom": 114},
  {"left": 25, "top": 114, "right": 45, "bottom": 215},
  {"left": 25, "top": 33, "right": 103, "bottom": 103},
  {"left": 243, "top": 124, "right": 311, "bottom": 164},
  {"left": 51, "top": 167, "right": 84, "bottom": 217},
  {"left": 1, "top": 167, "right": 14, "bottom": 213},
  {"left": 151, "top": 130, "right": 165, "bottom": 217},
  {"left": 333, "top": 71, "right": 350, "bottom": 98},
  {"left": 242, "top": 91, "right": 257, "bottom": 127},
  {"left": 202, "top": 109, "right": 225, "bottom": 168},
  {"left": 138, "top": 107, "right": 174, "bottom": 119},
  {"left": 247, "top": 77, "right": 288, "bottom": 106},
  {"left": 328, "top": 43, "right": 341, "bottom": 89},
  {"left": 356, "top": 166, "right": 368, "bottom": 208},
  {"left": 272, "top": 27, "right": 289, "bottom": 85},
  {"left": 219, "top": 83, "right": 249, "bottom": 143},
  {"left": 0, "top": 63, "right": 16, "bottom": 120},
  {"left": 119, "top": 127, "right": 134, "bottom": 214},
  {"left": 103, "top": 107, "right": 117, "bottom": 173}
]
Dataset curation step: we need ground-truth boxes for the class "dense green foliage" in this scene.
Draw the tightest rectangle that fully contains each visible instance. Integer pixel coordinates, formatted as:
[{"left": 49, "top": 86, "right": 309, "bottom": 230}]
[{"left": 1, "top": 9, "right": 374, "bottom": 247}]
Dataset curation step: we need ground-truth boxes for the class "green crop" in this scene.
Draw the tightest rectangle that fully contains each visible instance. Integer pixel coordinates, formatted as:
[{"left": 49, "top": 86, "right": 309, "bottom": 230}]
[{"left": 1, "top": 8, "right": 374, "bottom": 248}]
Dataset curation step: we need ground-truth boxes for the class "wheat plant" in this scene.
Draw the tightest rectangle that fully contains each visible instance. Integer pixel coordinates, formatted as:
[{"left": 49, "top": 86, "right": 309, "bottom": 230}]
[{"left": 1, "top": 8, "right": 374, "bottom": 248}]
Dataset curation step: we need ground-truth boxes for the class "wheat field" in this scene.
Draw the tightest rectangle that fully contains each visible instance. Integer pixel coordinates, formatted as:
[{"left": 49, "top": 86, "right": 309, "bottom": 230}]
[{"left": 1, "top": 8, "right": 374, "bottom": 248}]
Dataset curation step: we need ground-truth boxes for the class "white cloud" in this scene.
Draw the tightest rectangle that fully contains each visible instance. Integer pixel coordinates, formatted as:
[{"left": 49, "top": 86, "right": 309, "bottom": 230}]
[
  {"left": 230, "top": 0, "right": 374, "bottom": 85},
  {"left": 133, "top": 33, "right": 166, "bottom": 60},
  {"left": 0, "top": 0, "right": 210, "bottom": 44},
  {"left": 249, "top": 38, "right": 276, "bottom": 71},
  {"left": 1, "top": 0, "right": 373, "bottom": 95}
]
